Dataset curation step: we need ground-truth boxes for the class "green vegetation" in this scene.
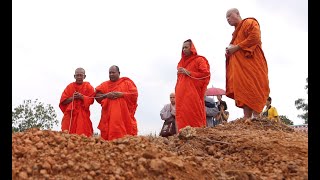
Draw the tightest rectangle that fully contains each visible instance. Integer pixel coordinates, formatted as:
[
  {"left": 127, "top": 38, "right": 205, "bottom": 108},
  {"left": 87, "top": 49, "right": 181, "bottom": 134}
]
[
  {"left": 12, "top": 99, "right": 58, "bottom": 132},
  {"left": 295, "top": 77, "right": 308, "bottom": 124}
]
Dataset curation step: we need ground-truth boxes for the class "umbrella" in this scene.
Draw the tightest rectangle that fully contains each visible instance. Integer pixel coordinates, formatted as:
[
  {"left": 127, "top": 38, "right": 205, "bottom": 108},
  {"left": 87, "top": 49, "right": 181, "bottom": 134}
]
[{"left": 206, "top": 87, "right": 226, "bottom": 96}]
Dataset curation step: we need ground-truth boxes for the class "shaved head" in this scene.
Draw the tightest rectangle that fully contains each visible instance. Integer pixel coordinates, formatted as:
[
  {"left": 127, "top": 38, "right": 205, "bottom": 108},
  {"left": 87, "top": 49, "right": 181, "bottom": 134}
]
[
  {"left": 109, "top": 65, "right": 120, "bottom": 73},
  {"left": 226, "top": 8, "right": 239, "bottom": 15},
  {"left": 109, "top": 65, "right": 120, "bottom": 82},
  {"left": 75, "top": 67, "right": 85, "bottom": 74},
  {"left": 74, "top": 67, "right": 86, "bottom": 84},
  {"left": 226, "top": 8, "right": 242, "bottom": 26}
]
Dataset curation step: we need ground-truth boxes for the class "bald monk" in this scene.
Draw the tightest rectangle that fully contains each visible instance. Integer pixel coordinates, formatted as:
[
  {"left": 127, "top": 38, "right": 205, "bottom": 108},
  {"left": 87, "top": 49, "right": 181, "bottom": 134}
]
[
  {"left": 175, "top": 39, "right": 211, "bottom": 131},
  {"left": 95, "top": 65, "right": 138, "bottom": 141},
  {"left": 159, "top": 92, "right": 177, "bottom": 137},
  {"left": 59, "top": 67, "right": 95, "bottom": 137},
  {"left": 225, "top": 8, "right": 270, "bottom": 119}
]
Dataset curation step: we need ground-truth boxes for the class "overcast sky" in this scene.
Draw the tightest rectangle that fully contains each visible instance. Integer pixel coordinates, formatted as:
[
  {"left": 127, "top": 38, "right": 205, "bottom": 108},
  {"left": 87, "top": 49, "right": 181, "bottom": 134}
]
[{"left": 12, "top": 0, "right": 308, "bottom": 135}]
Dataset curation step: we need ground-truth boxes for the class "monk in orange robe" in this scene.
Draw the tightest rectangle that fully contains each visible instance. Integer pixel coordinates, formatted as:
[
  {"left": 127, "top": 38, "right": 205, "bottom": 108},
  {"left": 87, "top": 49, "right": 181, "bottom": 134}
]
[
  {"left": 59, "top": 67, "right": 95, "bottom": 137},
  {"left": 95, "top": 65, "right": 138, "bottom": 141},
  {"left": 225, "top": 8, "right": 270, "bottom": 118},
  {"left": 175, "top": 39, "right": 211, "bottom": 131}
]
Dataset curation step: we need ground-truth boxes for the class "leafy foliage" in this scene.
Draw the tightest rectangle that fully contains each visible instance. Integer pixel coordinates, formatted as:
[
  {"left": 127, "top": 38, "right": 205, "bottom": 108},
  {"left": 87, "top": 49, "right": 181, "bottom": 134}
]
[
  {"left": 294, "top": 77, "right": 308, "bottom": 124},
  {"left": 12, "top": 99, "right": 59, "bottom": 132},
  {"left": 279, "top": 115, "right": 293, "bottom": 125}
]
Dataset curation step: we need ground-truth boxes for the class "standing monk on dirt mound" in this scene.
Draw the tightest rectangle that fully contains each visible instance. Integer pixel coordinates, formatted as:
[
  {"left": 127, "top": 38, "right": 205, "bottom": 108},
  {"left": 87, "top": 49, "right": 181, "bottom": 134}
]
[
  {"left": 225, "top": 8, "right": 270, "bottom": 119},
  {"left": 59, "top": 67, "right": 95, "bottom": 137},
  {"left": 175, "top": 39, "right": 211, "bottom": 131},
  {"left": 95, "top": 65, "right": 138, "bottom": 141}
]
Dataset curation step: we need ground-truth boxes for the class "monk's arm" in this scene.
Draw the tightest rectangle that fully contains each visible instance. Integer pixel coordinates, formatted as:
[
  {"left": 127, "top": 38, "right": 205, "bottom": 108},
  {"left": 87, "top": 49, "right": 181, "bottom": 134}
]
[
  {"left": 188, "top": 57, "right": 210, "bottom": 78},
  {"left": 82, "top": 86, "right": 95, "bottom": 108},
  {"left": 95, "top": 91, "right": 106, "bottom": 103},
  {"left": 120, "top": 81, "right": 138, "bottom": 99},
  {"left": 61, "top": 91, "right": 85, "bottom": 105},
  {"left": 61, "top": 97, "right": 74, "bottom": 105},
  {"left": 121, "top": 81, "right": 138, "bottom": 115}
]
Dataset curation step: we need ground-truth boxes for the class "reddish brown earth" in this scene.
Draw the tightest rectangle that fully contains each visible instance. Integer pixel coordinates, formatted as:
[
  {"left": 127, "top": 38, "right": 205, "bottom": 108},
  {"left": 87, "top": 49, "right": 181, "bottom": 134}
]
[{"left": 12, "top": 118, "right": 308, "bottom": 180}]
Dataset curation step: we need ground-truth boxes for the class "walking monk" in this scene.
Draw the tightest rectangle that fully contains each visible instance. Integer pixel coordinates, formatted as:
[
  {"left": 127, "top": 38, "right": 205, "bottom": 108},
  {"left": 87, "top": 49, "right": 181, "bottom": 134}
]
[
  {"left": 175, "top": 39, "right": 211, "bottom": 131},
  {"left": 225, "top": 8, "right": 270, "bottom": 118},
  {"left": 95, "top": 65, "right": 138, "bottom": 141},
  {"left": 59, "top": 67, "right": 95, "bottom": 137}
]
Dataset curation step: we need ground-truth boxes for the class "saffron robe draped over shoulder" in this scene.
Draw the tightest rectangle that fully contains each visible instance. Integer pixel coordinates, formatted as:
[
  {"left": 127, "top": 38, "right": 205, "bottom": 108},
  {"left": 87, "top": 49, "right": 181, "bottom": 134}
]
[
  {"left": 95, "top": 77, "right": 138, "bottom": 141},
  {"left": 59, "top": 82, "right": 95, "bottom": 137},
  {"left": 226, "top": 17, "right": 270, "bottom": 113},
  {"left": 175, "top": 40, "right": 211, "bottom": 131}
]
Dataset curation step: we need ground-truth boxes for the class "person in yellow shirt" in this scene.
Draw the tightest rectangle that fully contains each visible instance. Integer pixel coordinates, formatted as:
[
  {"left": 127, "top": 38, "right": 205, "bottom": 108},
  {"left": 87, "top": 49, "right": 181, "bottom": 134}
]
[{"left": 261, "top": 97, "right": 280, "bottom": 122}]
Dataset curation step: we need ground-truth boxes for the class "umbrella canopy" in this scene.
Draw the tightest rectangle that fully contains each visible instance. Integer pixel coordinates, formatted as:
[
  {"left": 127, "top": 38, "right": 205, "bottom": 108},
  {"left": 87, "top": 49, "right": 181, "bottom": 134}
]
[{"left": 206, "top": 87, "right": 226, "bottom": 96}]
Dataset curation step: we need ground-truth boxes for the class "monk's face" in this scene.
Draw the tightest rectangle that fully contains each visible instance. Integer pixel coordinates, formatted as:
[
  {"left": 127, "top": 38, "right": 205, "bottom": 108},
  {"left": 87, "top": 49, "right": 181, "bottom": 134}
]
[
  {"left": 170, "top": 93, "right": 175, "bottom": 105},
  {"left": 109, "top": 66, "right": 120, "bottom": 82},
  {"left": 74, "top": 69, "right": 86, "bottom": 84},
  {"left": 182, "top": 42, "right": 192, "bottom": 56},
  {"left": 226, "top": 10, "right": 239, "bottom": 26}
]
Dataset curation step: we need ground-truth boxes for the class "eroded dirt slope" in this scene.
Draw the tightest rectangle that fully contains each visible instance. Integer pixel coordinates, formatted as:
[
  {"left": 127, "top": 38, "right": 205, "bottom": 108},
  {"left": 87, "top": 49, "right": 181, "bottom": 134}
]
[{"left": 12, "top": 118, "right": 308, "bottom": 180}]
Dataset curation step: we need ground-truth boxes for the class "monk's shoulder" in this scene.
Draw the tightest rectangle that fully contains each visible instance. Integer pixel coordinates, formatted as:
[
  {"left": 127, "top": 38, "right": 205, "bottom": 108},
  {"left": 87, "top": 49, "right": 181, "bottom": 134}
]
[
  {"left": 122, "top": 77, "right": 138, "bottom": 88},
  {"left": 196, "top": 55, "right": 209, "bottom": 63},
  {"left": 121, "top": 77, "right": 134, "bottom": 84},
  {"left": 243, "top": 17, "right": 260, "bottom": 26},
  {"left": 96, "top": 81, "right": 108, "bottom": 90},
  {"left": 82, "top": 81, "right": 90, "bottom": 86},
  {"left": 84, "top": 82, "right": 95, "bottom": 91},
  {"left": 65, "top": 82, "right": 75, "bottom": 89},
  {"left": 165, "top": 103, "right": 171, "bottom": 108}
]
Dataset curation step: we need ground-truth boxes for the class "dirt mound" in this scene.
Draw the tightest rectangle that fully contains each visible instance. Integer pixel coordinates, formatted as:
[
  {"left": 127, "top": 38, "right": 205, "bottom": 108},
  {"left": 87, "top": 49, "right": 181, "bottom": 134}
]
[{"left": 12, "top": 118, "right": 308, "bottom": 180}]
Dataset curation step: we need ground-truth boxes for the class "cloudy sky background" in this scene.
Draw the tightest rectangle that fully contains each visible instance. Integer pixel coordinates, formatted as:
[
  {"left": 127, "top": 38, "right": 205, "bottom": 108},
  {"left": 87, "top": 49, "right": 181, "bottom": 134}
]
[{"left": 12, "top": 0, "right": 308, "bottom": 135}]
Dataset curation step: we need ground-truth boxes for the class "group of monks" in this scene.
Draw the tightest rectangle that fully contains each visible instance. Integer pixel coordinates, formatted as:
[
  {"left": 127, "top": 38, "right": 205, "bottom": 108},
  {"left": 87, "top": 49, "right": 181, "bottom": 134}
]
[
  {"left": 59, "top": 8, "right": 270, "bottom": 141},
  {"left": 59, "top": 65, "right": 138, "bottom": 141}
]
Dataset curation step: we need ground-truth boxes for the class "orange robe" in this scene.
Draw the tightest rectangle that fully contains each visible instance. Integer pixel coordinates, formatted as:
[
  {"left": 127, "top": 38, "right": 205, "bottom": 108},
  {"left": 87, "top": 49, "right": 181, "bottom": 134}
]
[
  {"left": 95, "top": 77, "right": 138, "bottom": 141},
  {"left": 59, "top": 82, "right": 95, "bottom": 137},
  {"left": 175, "top": 41, "right": 211, "bottom": 131},
  {"left": 226, "top": 17, "right": 270, "bottom": 113}
]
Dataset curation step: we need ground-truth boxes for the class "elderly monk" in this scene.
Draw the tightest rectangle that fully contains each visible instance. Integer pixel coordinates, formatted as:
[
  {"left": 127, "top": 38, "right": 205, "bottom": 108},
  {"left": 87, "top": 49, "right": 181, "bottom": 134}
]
[
  {"left": 159, "top": 92, "right": 177, "bottom": 137},
  {"left": 59, "top": 67, "right": 95, "bottom": 137},
  {"left": 95, "top": 65, "right": 138, "bottom": 141},
  {"left": 175, "top": 39, "right": 211, "bottom": 131},
  {"left": 225, "top": 8, "right": 270, "bottom": 119}
]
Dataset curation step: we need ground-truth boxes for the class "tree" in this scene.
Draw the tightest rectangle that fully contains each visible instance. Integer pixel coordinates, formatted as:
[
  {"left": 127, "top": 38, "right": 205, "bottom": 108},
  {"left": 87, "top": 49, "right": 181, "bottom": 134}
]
[
  {"left": 295, "top": 77, "right": 308, "bottom": 124},
  {"left": 12, "top": 99, "right": 59, "bottom": 132},
  {"left": 279, "top": 115, "right": 293, "bottom": 125}
]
